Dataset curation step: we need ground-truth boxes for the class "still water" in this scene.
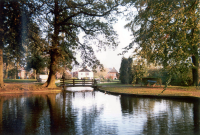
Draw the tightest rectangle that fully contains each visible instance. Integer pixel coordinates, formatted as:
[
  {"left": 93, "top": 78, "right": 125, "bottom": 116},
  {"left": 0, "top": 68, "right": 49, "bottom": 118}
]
[{"left": 0, "top": 88, "right": 199, "bottom": 135}]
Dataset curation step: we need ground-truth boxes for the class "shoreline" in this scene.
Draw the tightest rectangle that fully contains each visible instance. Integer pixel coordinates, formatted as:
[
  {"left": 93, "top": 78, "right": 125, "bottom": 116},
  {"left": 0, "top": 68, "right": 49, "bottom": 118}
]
[
  {"left": 96, "top": 85, "right": 200, "bottom": 101},
  {"left": 1, "top": 83, "right": 200, "bottom": 101},
  {"left": 96, "top": 88, "right": 200, "bottom": 101}
]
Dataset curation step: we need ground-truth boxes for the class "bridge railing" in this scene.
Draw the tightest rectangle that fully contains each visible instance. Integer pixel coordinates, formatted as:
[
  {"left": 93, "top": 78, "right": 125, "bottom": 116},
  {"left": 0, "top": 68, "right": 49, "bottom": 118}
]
[{"left": 60, "top": 79, "right": 97, "bottom": 88}]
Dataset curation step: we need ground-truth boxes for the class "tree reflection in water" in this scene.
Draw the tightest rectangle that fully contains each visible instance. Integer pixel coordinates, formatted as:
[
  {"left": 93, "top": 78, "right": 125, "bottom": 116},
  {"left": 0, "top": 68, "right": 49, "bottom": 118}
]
[
  {"left": 46, "top": 92, "right": 77, "bottom": 134},
  {"left": 0, "top": 92, "right": 198, "bottom": 134},
  {"left": 120, "top": 96, "right": 200, "bottom": 135},
  {"left": 193, "top": 99, "right": 200, "bottom": 134}
]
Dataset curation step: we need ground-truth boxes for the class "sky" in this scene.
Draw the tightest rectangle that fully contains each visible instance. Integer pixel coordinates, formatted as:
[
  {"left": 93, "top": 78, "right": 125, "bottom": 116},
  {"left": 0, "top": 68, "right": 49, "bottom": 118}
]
[
  {"left": 95, "top": 18, "right": 133, "bottom": 72},
  {"left": 75, "top": 17, "right": 134, "bottom": 72},
  {"left": 93, "top": 7, "right": 138, "bottom": 72},
  {"left": 74, "top": 7, "right": 138, "bottom": 73}
]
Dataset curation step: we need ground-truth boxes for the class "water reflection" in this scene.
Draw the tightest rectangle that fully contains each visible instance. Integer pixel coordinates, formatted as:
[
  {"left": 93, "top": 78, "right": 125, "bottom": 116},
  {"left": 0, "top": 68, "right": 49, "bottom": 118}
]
[
  {"left": 194, "top": 101, "right": 200, "bottom": 134},
  {"left": 120, "top": 96, "right": 200, "bottom": 135},
  {"left": 0, "top": 91, "right": 198, "bottom": 134}
]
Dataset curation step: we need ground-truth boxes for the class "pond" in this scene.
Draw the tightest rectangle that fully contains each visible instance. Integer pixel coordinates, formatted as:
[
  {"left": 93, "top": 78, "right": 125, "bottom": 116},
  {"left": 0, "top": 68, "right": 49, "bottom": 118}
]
[{"left": 0, "top": 88, "right": 199, "bottom": 135}]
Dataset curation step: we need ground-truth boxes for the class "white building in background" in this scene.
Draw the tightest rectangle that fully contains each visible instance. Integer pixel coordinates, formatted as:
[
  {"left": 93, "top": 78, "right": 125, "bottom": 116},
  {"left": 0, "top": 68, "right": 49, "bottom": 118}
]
[{"left": 78, "top": 67, "right": 93, "bottom": 79}]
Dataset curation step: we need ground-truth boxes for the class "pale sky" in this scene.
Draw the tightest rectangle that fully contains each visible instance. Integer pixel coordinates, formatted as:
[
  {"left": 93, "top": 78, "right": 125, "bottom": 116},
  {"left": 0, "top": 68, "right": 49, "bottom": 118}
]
[
  {"left": 95, "top": 18, "right": 133, "bottom": 72},
  {"left": 94, "top": 7, "right": 138, "bottom": 72},
  {"left": 75, "top": 7, "right": 138, "bottom": 72},
  {"left": 75, "top": 18, "right": 134, "bottom": 72}
]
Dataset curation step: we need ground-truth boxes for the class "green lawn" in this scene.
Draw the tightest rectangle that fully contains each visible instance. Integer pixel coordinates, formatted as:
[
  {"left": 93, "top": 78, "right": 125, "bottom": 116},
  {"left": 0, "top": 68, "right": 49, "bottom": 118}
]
[
  {"left": 167, "top": 85, "right": 199, "bottom": 91},
  {"left": 4, "top": 79, "right": 37, "bottom": 83},
  {"left": 100, "top": 85, "right": 200, "bottom": 97},
  {"left": 97, "top": 82, "right": 132, "bottom": 87}
]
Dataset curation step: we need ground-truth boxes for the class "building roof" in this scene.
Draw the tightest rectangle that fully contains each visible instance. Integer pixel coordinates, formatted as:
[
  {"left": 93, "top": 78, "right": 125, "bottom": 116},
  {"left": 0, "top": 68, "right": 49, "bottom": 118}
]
[
  {"left": 79, "top": 67, "right": 91, "bottom": 72},
  {"left": 108, "top": 67, "right": 118, "bottom": 73}
]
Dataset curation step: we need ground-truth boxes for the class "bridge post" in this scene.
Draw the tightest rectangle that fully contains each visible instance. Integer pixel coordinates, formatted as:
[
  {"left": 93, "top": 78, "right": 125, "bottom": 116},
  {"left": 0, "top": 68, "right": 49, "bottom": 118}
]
[{"left": 73, "top": 79, "right": 75, "bottom": 87}]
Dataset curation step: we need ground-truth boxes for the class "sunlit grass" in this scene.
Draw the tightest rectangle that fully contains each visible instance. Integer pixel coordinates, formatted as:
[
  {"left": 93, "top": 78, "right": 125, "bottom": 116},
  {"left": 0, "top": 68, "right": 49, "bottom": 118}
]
[
  {"left": 97, "top": 82, "right": 127, "bottom": 86},
  {"left": 102, "top": 86, "right": 200, "bottom": 97},
  {"left": 167, "top": 86, "right": 198, "bottom": 91}
]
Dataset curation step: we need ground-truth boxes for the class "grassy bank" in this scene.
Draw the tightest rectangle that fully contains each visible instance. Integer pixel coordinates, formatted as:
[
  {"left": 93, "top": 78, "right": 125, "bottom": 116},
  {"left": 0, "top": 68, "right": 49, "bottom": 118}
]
[
  {"left": 0, "top": 83, "right": 61, "bottom": 95},
  {"left": 0, "top": 79, "right": 62, "bottom": 94},
  {"left": 2, "top": 79, "right": 200, "bottom": 98},
  {"left": 100, "top": 84, "right": 200, "bottom": 98}
]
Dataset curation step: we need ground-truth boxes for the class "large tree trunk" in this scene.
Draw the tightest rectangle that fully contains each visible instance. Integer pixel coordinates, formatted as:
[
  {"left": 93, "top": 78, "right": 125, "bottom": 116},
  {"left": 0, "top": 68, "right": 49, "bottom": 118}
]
[
  {"left": 192, "top": 54, "right": 199, "bottom": 86},
  {"left": 46, "top": 51, "right": 57, "bottom": 88},
  {"left": 46, "top": 0, "right": 59, "bottom": 88},
  {"left": 5, "top": 63, "right": 8, "bottom": 79},
  {"left": 0, "top": 49, "right": 3, "bottom": 87},
  {"left": 190, "top": 1, "right": 199, "bottom": 87},
  {"left": 15, "top": 61, "right": 20, "bottom": 79},
  {"left": 191, "top": 28, "right": 199, "bottom": 86},
  {"left": 34, "top": 69, "right": 36, "bottom": 79},
  {"left": 0, "top": 1, "right": 4, "bottom": 87}
]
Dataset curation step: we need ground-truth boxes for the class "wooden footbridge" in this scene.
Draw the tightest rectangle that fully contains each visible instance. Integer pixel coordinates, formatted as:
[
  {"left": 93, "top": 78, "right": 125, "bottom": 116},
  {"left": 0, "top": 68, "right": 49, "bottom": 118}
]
[{"left": 60, "top": 79, "right": 99, "bottom": 89}]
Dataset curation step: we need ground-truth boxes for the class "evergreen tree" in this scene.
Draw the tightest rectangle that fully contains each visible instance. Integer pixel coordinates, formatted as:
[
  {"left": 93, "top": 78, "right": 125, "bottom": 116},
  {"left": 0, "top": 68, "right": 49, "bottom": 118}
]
[
  {"left": 119, "top": 57, "right": 133, "bottom": 84},
  {"left": 120, "top": 57, "right": 128, "bottom": 84},
  {"left": 127, "top": 57, "right": 133, "bottom": 84},
  {"left": 0, "top": 0, "right": 45, "bottom": 82},
  {"left": 5, "top": 1, "right": 27, "bottom": 79}
]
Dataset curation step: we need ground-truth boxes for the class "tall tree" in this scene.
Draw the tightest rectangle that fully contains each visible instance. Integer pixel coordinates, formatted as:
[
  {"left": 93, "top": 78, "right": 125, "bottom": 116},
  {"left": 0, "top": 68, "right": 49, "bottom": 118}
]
[
  {"left": 5, "top": 1, "right": 28, "bottom": 78},
  {"left": 1, "top": 0, "right": 45, "bottom": 81},
  {"left": 132, "top": 57, "right": 148, "bottom": 84},
  {"left": 127, "top": 57, "right": 133, "bottom": 84},
  {"left": 124, "top": 0, "right": 200, "bottom": 86},
  {"left": 119, "top": 57, "right": 128, "bottom": 84},
  {"left": 2, "top": 0, "right": 36, "bottom": 79},
  {"left": 26, "top": 21, "right": 49, "bottom": 76},
  {"left": 36, "top": 0, "right": 121, "bottom": 88},
  {"left": 119, "top": 57, "right": 133, "bottom": 84},
  {"left": 0, "top": 1, "right": 5, "bottom": 87}
]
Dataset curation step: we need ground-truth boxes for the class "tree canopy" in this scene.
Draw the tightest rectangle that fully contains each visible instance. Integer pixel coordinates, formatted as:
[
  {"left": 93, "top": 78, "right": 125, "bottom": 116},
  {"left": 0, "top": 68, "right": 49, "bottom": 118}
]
[
  {"left": 0, "top": 0, "right": 123, "bottom": 88},
  {"left": 34, "top": 0, "right": 121, "bottom": 88},
  {"left": 124, "top": 0, "right": 200, "bottom": 86}
]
